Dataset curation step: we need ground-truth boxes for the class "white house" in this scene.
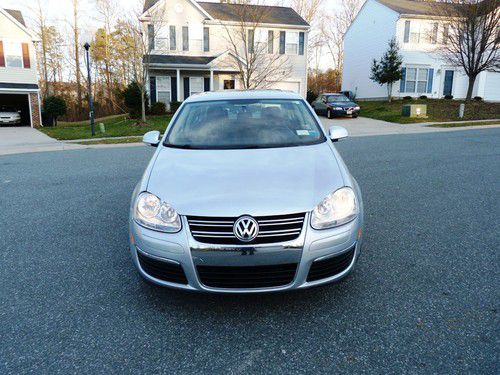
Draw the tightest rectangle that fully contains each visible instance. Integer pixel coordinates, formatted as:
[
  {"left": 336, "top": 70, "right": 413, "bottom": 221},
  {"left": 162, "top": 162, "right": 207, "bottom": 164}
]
[
  {"left": 140, "top": 0, "right": 309, "bottom": 107},
  {"left": 342, "top": 0, "right": 500, "bottom": 101},
  {"left": 0, "top": 8, "right": 41, "bottom": 127}
]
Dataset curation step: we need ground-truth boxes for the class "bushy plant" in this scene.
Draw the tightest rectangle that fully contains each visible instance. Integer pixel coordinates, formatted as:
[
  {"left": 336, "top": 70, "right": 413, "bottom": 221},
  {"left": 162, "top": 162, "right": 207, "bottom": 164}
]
[
  {"left": 306, "top": 90, "right": 318, "bottom": 104},
  {"left": 473, "top": 96, "right": 483, "bottom": 101},
  {"left": 403, "top": 96, "right": 413, "bottom": 101},
  {"left": 43, "top": 96, "right": 67, "bottom": 126},
  {"left": 123, "top": 82, "right": 147, "bottom": 119},
  {"left": 170, "top": 101, "right": 181, "bottom": 114},
  {"left": 150, "top": 102, "right": 166, "bottom": 115},
  {"left": 444, "top": 95, "right": 454, "bottom": 99},
  {"left": 419, "top": 95, "right": 428, "bottom": 100}
]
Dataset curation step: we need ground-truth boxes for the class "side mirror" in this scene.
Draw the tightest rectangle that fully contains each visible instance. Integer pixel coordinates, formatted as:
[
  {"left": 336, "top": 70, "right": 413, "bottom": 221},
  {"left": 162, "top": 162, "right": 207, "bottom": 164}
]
[
  {"left": 143, "top": 130, "right": 161, "bottom": 147},
  {"left": 328, "top": 126, "right": 348, "bottom": 142}
]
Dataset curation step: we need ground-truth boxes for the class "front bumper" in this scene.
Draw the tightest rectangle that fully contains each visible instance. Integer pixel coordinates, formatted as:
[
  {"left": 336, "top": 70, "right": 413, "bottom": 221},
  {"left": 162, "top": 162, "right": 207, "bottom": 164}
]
[
  {"left": 129, "top": 214, "right": 363, "bottom": 293},
  {"left": 331, "top": 109, "right": 360, "bottom": 117},
  {"left": 0, "top": 118, "right": 21, "bottom": 124}
]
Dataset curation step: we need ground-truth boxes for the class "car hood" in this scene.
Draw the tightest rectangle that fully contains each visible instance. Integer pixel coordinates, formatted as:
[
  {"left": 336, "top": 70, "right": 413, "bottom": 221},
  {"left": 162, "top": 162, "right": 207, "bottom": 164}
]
[
  {"left": 328, "top": 102, "right": 357, "bottom": 107},
  {"left": 0, "top": 112, "right": 20, "bottom": 117},
  {"left": 146, "top": 142, "right": 345, "bottom": 217}
]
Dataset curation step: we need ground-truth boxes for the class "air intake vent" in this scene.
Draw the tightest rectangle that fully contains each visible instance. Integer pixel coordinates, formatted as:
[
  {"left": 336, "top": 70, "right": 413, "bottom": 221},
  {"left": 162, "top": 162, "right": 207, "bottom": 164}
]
[
  {"left": 307, "top": 246, "right": 355, "bottom": 282},
  {"left": 197, "top": 263, "right": 298, "bottom": 289},
  {"left": 187, "top": 213, "right": 305, "bottom": 245},
  {"left": 137, "top": 251, "right": 188, "bottom": 285}
]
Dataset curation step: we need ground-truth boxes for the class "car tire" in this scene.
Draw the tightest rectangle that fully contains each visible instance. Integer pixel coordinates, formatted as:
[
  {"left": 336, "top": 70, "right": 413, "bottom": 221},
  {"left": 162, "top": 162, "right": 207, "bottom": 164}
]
[
  {"left": 327, "top": 109, "right": 333, "bottom": 119},
  {"left": 353, "top": 114, "right": 359, "bottom": 118}
]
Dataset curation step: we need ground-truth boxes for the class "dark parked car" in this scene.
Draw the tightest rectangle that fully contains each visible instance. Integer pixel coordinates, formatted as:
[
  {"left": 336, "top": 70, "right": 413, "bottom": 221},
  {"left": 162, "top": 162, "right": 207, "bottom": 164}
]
[{"left": 311, "top": 93, "right": 360, "bottom": 119}]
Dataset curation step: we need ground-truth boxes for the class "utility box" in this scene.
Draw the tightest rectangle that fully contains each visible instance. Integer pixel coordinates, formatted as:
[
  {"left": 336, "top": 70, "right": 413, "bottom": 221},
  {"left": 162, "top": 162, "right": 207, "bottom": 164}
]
[{"left": 402, "top": 104, "right": 427, "bottom": 118}]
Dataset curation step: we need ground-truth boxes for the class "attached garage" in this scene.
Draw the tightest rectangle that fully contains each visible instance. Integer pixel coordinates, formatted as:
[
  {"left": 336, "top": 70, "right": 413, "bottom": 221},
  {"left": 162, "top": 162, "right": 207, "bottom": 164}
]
[{"left": 0, "top": 93, "right": 30, "bottom": 126}]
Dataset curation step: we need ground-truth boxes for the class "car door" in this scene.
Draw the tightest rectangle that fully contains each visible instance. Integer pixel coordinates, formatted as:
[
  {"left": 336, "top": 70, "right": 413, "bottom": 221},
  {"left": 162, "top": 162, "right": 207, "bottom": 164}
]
[
  {"left": 311, "top": 96, "right": 322, "bottom": 114},
  {"left": 313, "top": 95, "right": 327, "bottom": 115}
]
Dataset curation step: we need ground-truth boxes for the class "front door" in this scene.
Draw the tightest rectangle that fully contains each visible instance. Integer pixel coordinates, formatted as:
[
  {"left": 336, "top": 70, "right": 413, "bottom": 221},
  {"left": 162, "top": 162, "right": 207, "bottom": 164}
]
[{"left": 443, "top": 70, "right": 454, "bottom": 96}]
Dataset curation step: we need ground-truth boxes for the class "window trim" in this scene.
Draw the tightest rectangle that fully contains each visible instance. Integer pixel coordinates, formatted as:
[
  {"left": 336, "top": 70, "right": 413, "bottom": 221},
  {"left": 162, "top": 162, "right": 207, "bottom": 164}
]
[
  {"left": 189, "top": 77, "right": 204, "bottom": 96},
  {"left": 402, "top": 67, "right": 430, "bottom": 94},
  {"left": 285, "top": 31, "right": 299, "bottom": 55},
  {"left": 156, "top": 76, "right": 172, "bottom": 104},
  {"left": 3, "top": 41, "right": 24, "bottom": 69}
]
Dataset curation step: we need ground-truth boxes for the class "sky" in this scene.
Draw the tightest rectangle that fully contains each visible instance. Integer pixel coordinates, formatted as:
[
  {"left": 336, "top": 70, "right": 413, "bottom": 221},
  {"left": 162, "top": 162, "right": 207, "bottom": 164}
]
[{"left": 2, "top": 0, "right": 338, "bottom": 70}]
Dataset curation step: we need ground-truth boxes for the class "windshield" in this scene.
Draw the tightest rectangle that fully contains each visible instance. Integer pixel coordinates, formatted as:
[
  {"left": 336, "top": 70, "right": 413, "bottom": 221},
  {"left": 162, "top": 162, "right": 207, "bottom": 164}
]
[
  {"left": 0, "top": 106, "right": 17, "bottom": 112},
  {"left": 164, "top": 99, "right": 326, "bottom": 149},
  {"left": 327, "top": 95, "right": 350, "bottom": 102}
]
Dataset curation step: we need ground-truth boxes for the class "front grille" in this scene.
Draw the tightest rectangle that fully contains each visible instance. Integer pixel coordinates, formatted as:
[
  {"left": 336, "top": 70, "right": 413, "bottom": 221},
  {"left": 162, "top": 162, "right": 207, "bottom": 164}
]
[
  {"left": 137, "top": 251, "right": 188, "bottom": 284},
  {"left": 197, "top": 263, "right": 297, "bottom": 288},
  {"left": 307, "top": 246, "right": 356, "bottom": 282},
  {"left": 187, "top": 213, "right": 306, "bottom": 245}
]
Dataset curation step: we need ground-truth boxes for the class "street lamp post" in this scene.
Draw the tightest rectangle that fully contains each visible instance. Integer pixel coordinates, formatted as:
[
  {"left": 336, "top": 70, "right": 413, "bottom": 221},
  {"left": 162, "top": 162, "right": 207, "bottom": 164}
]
[{"left": 83, "top": 42, "right": 95, "bottom": 136}]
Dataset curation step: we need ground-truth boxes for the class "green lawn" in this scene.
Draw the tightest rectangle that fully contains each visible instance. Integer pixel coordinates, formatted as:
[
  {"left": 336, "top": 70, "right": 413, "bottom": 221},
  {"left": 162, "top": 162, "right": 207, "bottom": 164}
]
[
  {"left": 359, "top": 99, "right": 500, "bottom": 124},
  {"left": 40, "top": 114, "right": 172, "bottom": 140},
  {"left": 429, "top": 121, "right": 500, "bottom": 128},
  {"left": 77, "top": 137, "right": 143, "bottom": 145}
]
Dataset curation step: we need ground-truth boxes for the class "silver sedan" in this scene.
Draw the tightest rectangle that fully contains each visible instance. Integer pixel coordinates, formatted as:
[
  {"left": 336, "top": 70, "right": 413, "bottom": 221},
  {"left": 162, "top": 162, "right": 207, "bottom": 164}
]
[{"left": 129, "top": 90, "right": 364, "bottom": 293}]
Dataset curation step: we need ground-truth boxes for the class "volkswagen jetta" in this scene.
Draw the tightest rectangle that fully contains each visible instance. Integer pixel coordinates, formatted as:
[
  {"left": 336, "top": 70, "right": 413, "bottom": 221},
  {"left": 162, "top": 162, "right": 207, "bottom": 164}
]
[{"left": 130, "top": 90, "right": 364, "bottom": 293}]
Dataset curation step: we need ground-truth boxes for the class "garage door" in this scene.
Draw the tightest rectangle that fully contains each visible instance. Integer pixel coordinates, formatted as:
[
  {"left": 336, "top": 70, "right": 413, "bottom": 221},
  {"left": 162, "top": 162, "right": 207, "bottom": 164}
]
[
  {"left": 0, "top": 93, "right": 31, "bottom": 126},
  {"left": 274, "top": 81, "right": 301, "bottom": 94}
]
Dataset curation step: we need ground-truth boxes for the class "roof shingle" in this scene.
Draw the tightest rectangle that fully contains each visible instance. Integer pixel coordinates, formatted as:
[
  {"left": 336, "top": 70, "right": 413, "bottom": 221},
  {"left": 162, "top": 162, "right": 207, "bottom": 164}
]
[
  {"left": 376, "top": 0, "right": 458, "bottom": 16},
  {"left": 4, "top": 9, "right": 26, "bottom": 26}
]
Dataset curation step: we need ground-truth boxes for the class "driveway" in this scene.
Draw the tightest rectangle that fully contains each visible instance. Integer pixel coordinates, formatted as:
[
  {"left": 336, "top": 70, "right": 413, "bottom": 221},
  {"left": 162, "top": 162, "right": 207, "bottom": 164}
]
[
  {"left": 1, "top": 129, "right": 498, "bottom": 374},
  {"left": 321, "top": 116, "right": 500, "bottom": 137},
  {"left": 0, "top": 127, "right": 83, "bottom": 156}
]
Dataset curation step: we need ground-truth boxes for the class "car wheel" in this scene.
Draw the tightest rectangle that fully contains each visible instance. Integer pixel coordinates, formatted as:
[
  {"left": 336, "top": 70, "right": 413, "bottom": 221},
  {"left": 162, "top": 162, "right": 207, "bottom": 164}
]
[
  {"left": 353, "top": 114, "right": 359, "bottom": 118},
  {"left": 327, "top": 109, "right": 333, "bottom": 119}
]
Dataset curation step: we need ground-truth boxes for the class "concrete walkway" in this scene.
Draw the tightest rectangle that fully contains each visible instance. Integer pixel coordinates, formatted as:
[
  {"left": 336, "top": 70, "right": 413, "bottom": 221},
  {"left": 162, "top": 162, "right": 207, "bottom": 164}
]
[
  {"left": 321, "top": 116, "right": 500, "bottom": 137},
  {"left": 0, "top": 127, "right": 84, "bottom": 156}
]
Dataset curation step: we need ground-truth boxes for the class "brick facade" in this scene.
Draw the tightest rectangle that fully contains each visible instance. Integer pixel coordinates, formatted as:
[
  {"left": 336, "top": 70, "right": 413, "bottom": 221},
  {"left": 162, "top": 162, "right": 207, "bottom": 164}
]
[{"left": 29, "top": 92, "right": 41, "bottom": 128}]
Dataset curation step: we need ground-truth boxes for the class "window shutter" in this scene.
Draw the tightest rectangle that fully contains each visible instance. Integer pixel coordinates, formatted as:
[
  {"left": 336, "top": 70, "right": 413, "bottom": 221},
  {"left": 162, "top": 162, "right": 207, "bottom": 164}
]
[
  {"left": 184, "top": 77, "right": 190, "bottom": 99},
  {"left": 400, "top": 68, "right": 406, "bottom": 92},
  {"left": 204, "top": 77, "right": 210, "bottom": 92},
  {"left": 148, "top": 24, "right": 155, "bottom": 50},
  {"left": 268, "top": 30, "right": 274, "bottom": 54},
  {"left": 171, "top": 77, "right": 177, "bottom": 102},
  {"left": 0, "top": 41, "right": 5, "bottom": 67},
  {"left": 279, "top": 31, "right": 285, "bottom": 54},
  {"left": 427, "top": 69, "right": 434, "bottom": 93},
  {"left": 169, "top": 26, "right": 176, "bottom": 50},
  {"left": 404, "top": 21, "right": 410, "bottom": 43},
  {"left": 203, "top": 27, "right": 209, "bottom": 52},
  {"left": 22, "top": 43, "right": 30, "bottom": 68},
  {"left": 248, "top": 30, "right": 254, "bottom": 54},
  {"left": 182, "top": 26, "right": 189, "bottom": 51},
  {"left": 298, "top": 32, "right": 305, "bottom": 55},
  {"left": 150, "top": 76, "right": 157, "bottom": 103}
]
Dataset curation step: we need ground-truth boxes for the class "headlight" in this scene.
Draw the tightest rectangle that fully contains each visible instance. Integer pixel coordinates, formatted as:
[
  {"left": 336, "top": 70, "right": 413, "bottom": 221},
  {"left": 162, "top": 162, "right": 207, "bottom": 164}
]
[
  {"left": 134, "top": 192, "right": 181, "bottom": 232},
  {"left": 354, "top": 106, "right": 360, "bottom": 110},
  {"left": 311, "top": 187, "right": 358, "bottom": 229}
]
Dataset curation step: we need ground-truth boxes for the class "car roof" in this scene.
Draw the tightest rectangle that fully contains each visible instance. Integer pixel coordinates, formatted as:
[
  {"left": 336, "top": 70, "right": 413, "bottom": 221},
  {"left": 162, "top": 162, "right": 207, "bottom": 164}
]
[{"left": 184, "top": 89, "right": 304, "bottom": 103}]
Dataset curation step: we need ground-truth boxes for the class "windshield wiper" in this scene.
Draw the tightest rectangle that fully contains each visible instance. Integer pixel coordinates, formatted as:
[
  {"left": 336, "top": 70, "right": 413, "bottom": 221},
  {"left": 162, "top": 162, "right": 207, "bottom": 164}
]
[{"left": 164, "top": 143, "right": 199, "bottom": 149}]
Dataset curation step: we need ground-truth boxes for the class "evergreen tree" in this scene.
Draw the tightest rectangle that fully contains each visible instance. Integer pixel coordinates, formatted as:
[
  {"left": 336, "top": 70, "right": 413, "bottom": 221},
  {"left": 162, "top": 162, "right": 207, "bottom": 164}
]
[{"left": 370, "top": 38, "right": 403, "bottom": 102}]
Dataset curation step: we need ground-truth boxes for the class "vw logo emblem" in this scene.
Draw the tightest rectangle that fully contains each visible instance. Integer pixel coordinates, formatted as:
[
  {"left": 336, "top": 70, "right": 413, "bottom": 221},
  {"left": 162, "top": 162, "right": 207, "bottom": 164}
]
[{"left": 233, "top": 216, "right": 259, "bottom": 242}]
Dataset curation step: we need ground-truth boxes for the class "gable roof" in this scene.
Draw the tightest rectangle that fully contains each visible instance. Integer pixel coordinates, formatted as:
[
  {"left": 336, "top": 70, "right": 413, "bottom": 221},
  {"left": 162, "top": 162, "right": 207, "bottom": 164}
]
[
  {"left": 4, "top": 8, "right": 26, "bottom": 26},
  {"left": 143, "top": 1, "right": 309, "bottom": 26},
  {"left": 375, "top": 0, "right": 457, "bottom": 16}
]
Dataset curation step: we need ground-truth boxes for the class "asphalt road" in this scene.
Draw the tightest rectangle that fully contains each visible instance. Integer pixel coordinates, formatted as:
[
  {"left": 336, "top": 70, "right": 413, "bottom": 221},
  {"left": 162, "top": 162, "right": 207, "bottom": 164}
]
[{"left": 1, "top": 129, "right": 499, "bottom": 374}]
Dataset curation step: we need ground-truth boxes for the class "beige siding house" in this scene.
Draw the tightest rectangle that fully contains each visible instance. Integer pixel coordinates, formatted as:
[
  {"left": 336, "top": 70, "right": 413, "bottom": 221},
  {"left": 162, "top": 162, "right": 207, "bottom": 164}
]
[{"left": 0, "top": 8, "right": 41, "bottom": 127}]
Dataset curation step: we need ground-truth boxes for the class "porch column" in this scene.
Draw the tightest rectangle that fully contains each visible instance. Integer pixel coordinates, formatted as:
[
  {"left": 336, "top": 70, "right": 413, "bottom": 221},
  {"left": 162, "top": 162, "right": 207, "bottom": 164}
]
[
  {"left": 210, "top": 69, "right": 214, "bottom": 91},
  {"left": 176, "top": 69, "right": 181, "bottom": 101}
]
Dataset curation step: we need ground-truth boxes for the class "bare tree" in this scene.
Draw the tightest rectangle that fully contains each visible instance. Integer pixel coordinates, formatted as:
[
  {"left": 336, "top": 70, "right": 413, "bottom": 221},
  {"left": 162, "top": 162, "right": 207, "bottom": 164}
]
[
  {"left": 71, "top": 0, "right": 83, "bottom": 112},
  {"left": 432, "top": 0, "right": 499, "bottom": 100},
  {"left": 321, "top": 0, "right": 363, "bottom": 81},
  {"left": 33, "top": 0, "right": 50, "bottom": 98},
  {"left": 220, "top": 2, "right": 292, "bottom": 89}
]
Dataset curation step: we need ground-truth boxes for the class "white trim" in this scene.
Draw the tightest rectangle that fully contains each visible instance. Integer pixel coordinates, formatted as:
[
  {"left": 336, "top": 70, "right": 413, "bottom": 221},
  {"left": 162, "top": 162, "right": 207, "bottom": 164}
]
[
  {"left": 142, "top": 0, "right": 214, "bottom": 20},
  {"left": 27, "top": 93, "right": 33, "bottom": 127},
  {"left": 0, "top": 88, "right": 39, "bottom": 93},
  {"left": 205, "top": 20, "right": 309, "bottom": 31}
]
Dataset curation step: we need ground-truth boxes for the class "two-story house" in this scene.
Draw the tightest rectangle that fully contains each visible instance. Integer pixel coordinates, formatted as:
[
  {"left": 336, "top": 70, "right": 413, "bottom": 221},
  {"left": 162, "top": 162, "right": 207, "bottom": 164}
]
[
  {"left": 342, "top": 0, "right": 500, "bottom": 101},
  {"left": 0, "top": 8, "right": 41, "bottom": 127},
  {"left": 141, "top": 0, "right": 309, "bottom": 108}
]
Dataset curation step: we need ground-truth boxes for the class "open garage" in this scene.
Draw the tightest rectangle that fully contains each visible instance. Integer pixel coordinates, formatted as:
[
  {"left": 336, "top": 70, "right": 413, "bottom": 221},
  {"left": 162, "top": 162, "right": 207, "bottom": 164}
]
[{"left": 0, "top": 93, "right": 31, "bottom": 126}]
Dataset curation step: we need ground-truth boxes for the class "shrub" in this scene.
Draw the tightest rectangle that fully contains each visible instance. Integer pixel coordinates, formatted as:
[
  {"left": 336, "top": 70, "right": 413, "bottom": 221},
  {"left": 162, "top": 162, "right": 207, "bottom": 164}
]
[
  {"left": 403, "top": 96, "right": 412, "bottom": 101},
  {"left": 123, "top": 81, "right": 147, "bottom": 119},
  {"left": 473, "top": 96, "right": 483, "bottom": 101},
  {"left": 150, "top": 102, "right": 166, "bottom": 115},
  {"left": 170, "top": 101, "right": 181, "bottom": 114},
  {"left": 444, "top": 95, "right": 454, "bottom": 99},
  {"left": 43, "top": 96, "right": 67, "bottom": 126},
  {"left": 306, "top": 90, "right": 318, "bottom": 104},
  {"left": 419, "top": 95, "right": 428, "bottom": 100}
]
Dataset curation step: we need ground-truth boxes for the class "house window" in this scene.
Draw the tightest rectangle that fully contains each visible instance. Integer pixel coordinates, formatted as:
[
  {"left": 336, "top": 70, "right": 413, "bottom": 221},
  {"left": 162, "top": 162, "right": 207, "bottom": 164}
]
[
  {"left": 404, "top": 67, "right": 429, "bottom": 93},
  {"left": 182, "top": 26, "right": 189, "bottom": 51},
  {"left": 148, "top": 24, "right": 155, "bottom": 50},
  {"left": 190, "top": 77, "right": 204, "bottom": 95},
  {"left": 224, "top": 79, "right": 235, "bottom": 90},
  {"left": 157, "top": 76, "right": 171, "bottom": 106},
  {"left": 203, "top": 27, "right": 209, "bottom": 52},
  {"left": 285, "top": 31, "right": 299, "bottom": 55},
  {"left": 169, "top": 26, "right": 176, "bottom": 51},
  {"left": 155, "top": 27, "right": 169, "bottom": 50},
  {"left": 4, "top": 41, "right": 23, "bottom": 68},
  {"left": 410, "top": 23, "right": 420, "bottom": 44}
]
